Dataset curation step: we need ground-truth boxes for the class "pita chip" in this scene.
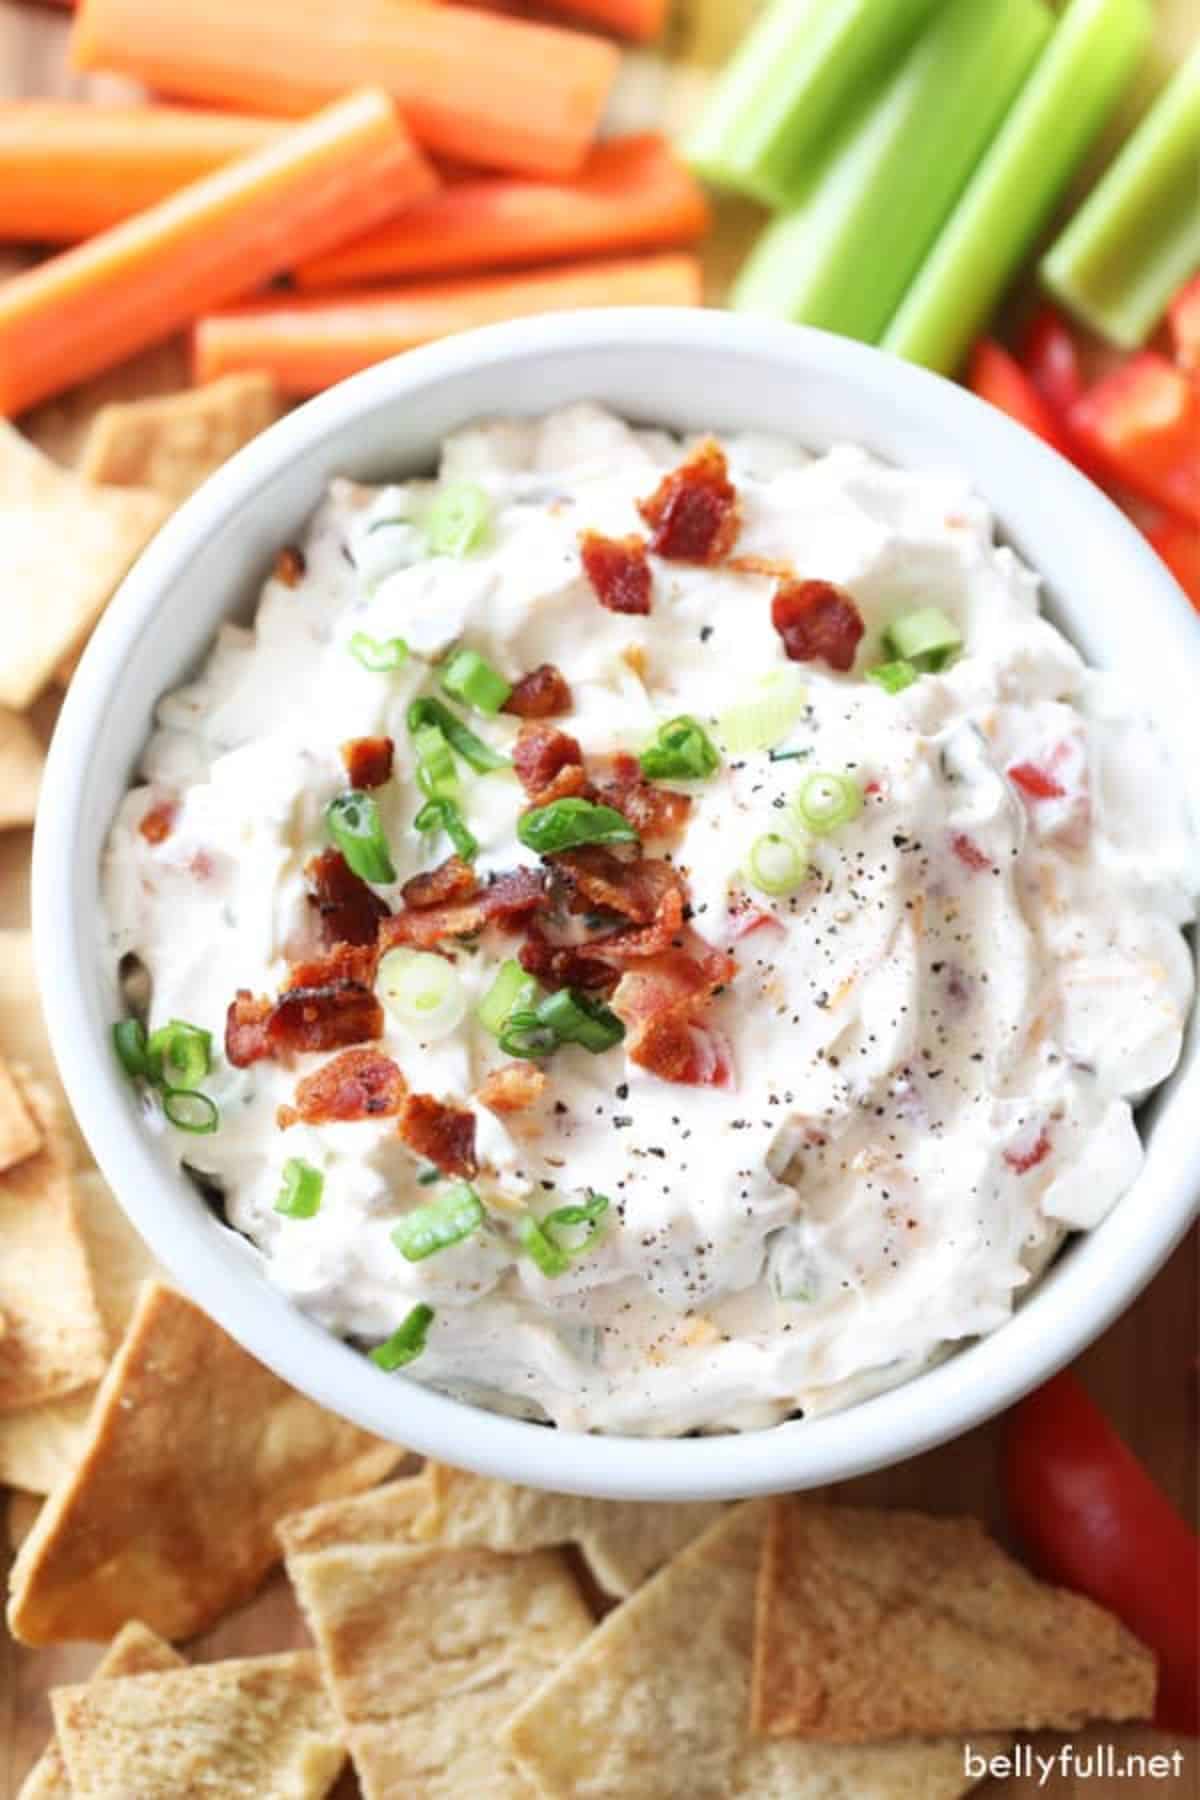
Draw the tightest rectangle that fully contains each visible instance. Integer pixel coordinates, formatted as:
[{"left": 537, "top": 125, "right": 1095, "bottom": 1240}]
[
  {"left": 7, "top": 1487, "right": 41, "bottom": 1551},
  {"left": 290, "top": 1541, "right": 592, "bottom": 1800},
  {"left": 0, "top": 708, "right": 43, "bottom": 830},
  {"left": 19, "top": 1620, "right": 183, "bottom": 1800},
  {"left": 277, "top": 1470, "right": 428, "bottom": 1557},
  {"left": 752, "top": 1499, "right": 1157, "bottom": 1741},
  {"left": 79, "top": 373, "right": 286, "bottom": 503},
  {"left": 22, "top": 339, "right": 192, "bottom": 469},
  {"left": 0, "top": 931, "right": 85, "bottom": 1160},
  {"left": 417, "top": 1461, "right": 726, "bottom": 1596},
  {"left": 0, "top": 423, "right": 169, "bottom": 709},
  {"left": 0, "top": 1073, "right": 108, "bottom": 1414},
  {"left": 52, "top": 1650, "right": 344, "bottom": 1800},
  {"left": 0, "top": 1389, "right": 96, "bottom": 1496},
  {"left": 501, "top": 1501, "right": 998, "bottom": 1800},
  {"left": 7, "top": 1280, "right": 404, "bottom": 1644},
  {"left": 0, "top": 1054, "right": 41, "bottom": 1171}
]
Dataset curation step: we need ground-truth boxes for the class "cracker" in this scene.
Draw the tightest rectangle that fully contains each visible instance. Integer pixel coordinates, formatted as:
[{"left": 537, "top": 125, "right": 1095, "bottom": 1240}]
[
  {"left": 0, "top": 1073, "right": 109, "bottom": 1414},
  {"left": 0, "top": 423, "right": 170, "bottom": 709},
  {"left": 0, "top": 1053, "right": 41, "bottom": 1171},
  {"left": 752, "top": 1499, "right": 1157, "bottom": 1741},
  {"left": 417, "top": 1462, "right": 726, "bottom": 1596},
  {"left": 0, "top": 707, "right": 44, "bottom": 830},
  {"left": 79, "top": 373, "right": 286, "bottom": 503},
  {"left": 19, "top": 1620, "right": 183, "bottom": 1800},
  {"left": 0, "top": 931, "right": 83, "bottom": 1158},
  {"left": 501, "top": 1501, "right": 994, "bottom": 1800},
  {"left": 51, "top": 1651, "right": 343, "bottom": 1800},
  {"left": 7, "top": 1280, "right": 404, "bottom": 1644},
  {"left": 22, "top": 340, "right": 192, "bottom": 469},
  {"left": 289, "top": 1540, "right": 592, "bottom": 1800},
  {"left": 277, "top": 1470, "right": 428, "bottom": 1557}
]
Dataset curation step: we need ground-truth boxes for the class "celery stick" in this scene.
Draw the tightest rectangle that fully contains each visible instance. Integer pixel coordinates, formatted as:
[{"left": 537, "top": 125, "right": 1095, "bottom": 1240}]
[
  {"left": 731, "top": 0, "right": 1051, "bottom": 345},
  {"left": 684, "top": 0, "right": 943, "bottom": 209},
  {"left": 1040, "top": 45, "right": 1200, "bottom": 349},
  {"left": 884, "top": 0, "right": 1151, "bottom": 374}
]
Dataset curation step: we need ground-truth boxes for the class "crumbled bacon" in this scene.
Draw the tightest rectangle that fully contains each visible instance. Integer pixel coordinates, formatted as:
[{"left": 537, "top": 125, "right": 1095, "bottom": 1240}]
[
  {"left": 341, "top": 735, "right": 394, "bottom": 789},
  {"left": 398, "top": 1092, "right": 477, "bottom": 1177},
  {"left": 274, "top": 545, "right": 306, "bottom": 587},
  {"left": 512, "top": 722, "right": 584, "bottom": 798},
  {"left": 1007, "top": 761, "right": 1067, "bottom": 801},
  {"left": 579, "top": 531, "right": 652, "bottom": 615},
  {"left": 727, "top": 554, "right": 792, "bottom": 580},
  {"left": 611, "top": 939, "right": 737, "bottom": 1085},
  {"left": 1004, "top": 1130, "right": 1052, "bottom": 1175},
  {"left": 518, "top": 928, "right": 618, "bottom": 995},
  {"left": 138, "top": 799, "right": 178, "bottom": 845},
  {"left": 269, "top": 981, "right": 384, "bottom": 1057},
  {"left": 225, "top": 991, "right": 275, "bottom": 1067},
  {"left": 771, "top": 579, "right": 864, "bottom": 672},
  {"left": 476, "top": 1062, "right": 548, "bottom": 1115},
  {"left": 306, "top": 849, "right": 390, "bottom": 948},
  {"left": 591, "top": 751, "right": 692, "bottom": 843},
  {"left": 504, "top": 663, "right": 572, "bottom": 719},
  {"left": 637, "top": 440, "right": 741, "bottom": 564},
  {"left": 401, "top": 855, "right": 478, "bottom": 911},
  {"left": 527, "top": 762, "right": 590, "bottom": 811},
  {"left": 381, "top": 866, "right": 546, "bottom": 951},
  {"left": 280, "top": 1048, "right": 407, "bottom": 1127},
  {"left": 951, "top": 832, "right": 994, "bottom": 873},
  {"left": 554, "top": 848, "right": 683, "bottom": 926},
  {"left": 285, "top": 944, "right": 378, "bottom": 990}
]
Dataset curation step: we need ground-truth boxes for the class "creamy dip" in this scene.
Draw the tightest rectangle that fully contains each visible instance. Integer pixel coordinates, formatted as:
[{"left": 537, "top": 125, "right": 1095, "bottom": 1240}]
[{"left": 104, "top": 405, "right": 1197, "bottom": 1435}]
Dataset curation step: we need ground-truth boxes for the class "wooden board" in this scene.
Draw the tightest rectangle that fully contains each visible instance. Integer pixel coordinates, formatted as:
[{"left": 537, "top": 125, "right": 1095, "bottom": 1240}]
[{"left": 0, "top": 3, "right": 1197, "bottom": 1795}]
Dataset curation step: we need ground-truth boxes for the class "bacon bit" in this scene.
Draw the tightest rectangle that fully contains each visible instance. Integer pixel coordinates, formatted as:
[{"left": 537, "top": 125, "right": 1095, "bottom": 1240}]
[
  {"left": 398, "top": 1092, "right": 477, "bottom": 1177},
  {"left": 341, "top": 735, "right": 394, "bottom": 789},
  {"left": 527, "top": 762, "right": 590, "bottom": 811},
  {"left": 518, "top": 928, "right": 618, "bottom": 995},
  {"left": 512, "top": 721, "right": 584, "bottom": 798},
  {"left": 401, "top": 855, "right": 478, "bottom": 911},
  {"left": 1008, "top": 761, "right": 1067, "bottom": 800},
  {"left": 269, "top": 981, "right": 384, "bottom": 1057},
  {"left": 580, "top": 531, "right": 652, "bottom": 615},
  {"left": 951, "top": 832, "right": 994, "bottom": 873},
  {"left": 381, "top": 866, "right": 546, "bottom": 951},
  {"left": 612, "top": 939, "right": 737, "bottom": 1085},
  {"left": 1004, "top": 1130, "right": 1052, "bottom": 1175},
  {"left": 592, "top": 750, "right": 692, "bottom": 843},
  {"left": 555, "top": 847, "right": 682, "bottom": 926},
  {"left": 225, "top": 991, "right": 274, "bottom": 1067},
  {"left": 138, "top": 799, "right": 178, "bottom": 845},
  {"left": 285, "top": 943, "right": 378, "bottom": 990},
  {"left": 727, "top": 554, "right": 792, "bottom": 580},
  {"left": 274, "top": 545, "right": 306, "bottom": 587},
  {"left": 477, "top": 1062, "right": 548, "bottom": 1115},
  {"left": 637, "top": 440, "right": 741, "bottom": 564},
  {"left": 771, "top": 578, "right": 865, "bottom": 672},
  {"left": 587, "top": 887, "right": 685, "bottom": 965},
  {"left": 306, "top": 849, "right": 390, "bottom": 948},
  {"left": 281, "top": 1048, "right": 407, "bottom": 1128},
  {"left": 504, "top": 663, "right": 572, "bottom": 719}
]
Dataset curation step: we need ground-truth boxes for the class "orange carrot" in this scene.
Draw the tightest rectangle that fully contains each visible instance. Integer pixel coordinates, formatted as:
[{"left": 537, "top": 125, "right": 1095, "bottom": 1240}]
[
  {"left": 194, "top": 254, "right": 704, "bottom": 395},
  {"left": 482, "top": 0, "right": 667, "bottom": 42},
  {"left": 0, "top": 103, "right": 282, "bottom": 243},
  {"left": 71, "top": 0, "right": 619, "bottom": 178},
  {"left": 296, "top": 135, "right": 710, "bottom": 290},
  {"left": 0, "top": 90, "right": 436, "bottom": 418}
]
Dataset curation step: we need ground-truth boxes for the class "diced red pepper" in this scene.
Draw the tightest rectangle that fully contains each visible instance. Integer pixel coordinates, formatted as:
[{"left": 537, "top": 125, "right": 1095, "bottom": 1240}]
[
  {"left": 1007, "top": 761, "right": 1067, "bottom": 801},
  {"left": 1145, "top": 510, "right": 1200, "bottom": 611},
  {"left": 1068, "top": 353, "right": 1200, "bottom": 527},
  {"left": 1167, "top": 271, "right": 1200, "bottom": 376},
  {"left": 1020, "top": 305, "right": 1086, "bottom": 415},
  {"left": 968, "top": 339, "right": 1075, "bottom": 459},
  {"left": 951, "top": 832, "right": 992, "bottom": 873}
]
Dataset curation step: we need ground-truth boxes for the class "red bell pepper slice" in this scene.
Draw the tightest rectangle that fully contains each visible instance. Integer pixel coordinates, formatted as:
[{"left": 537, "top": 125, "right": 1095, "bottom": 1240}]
[
  {"left": 1145, "top": 510, "right": 1200, "bottom": 611},
  {"left": 1005, "top": 1370, "right": 1200, "bottom": 1734},
  {"left": 968, "top": 339, "right": 1075, "bottom": 459},
  {"left": 1167, "top": 272, "right": 1200, "bottom": 377},
  {"left": 1068, "top": 353, "right": 1200, "bottom": 527},
  {"left": 1021, "top": 305, "right": 1086, "bottom": 416}
]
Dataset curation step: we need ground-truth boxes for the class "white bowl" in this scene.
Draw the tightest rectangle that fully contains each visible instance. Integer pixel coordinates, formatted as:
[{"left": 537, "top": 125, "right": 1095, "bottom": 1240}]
[{"left": 34, "top": 310, "right": 1200, "bottom": 1501}]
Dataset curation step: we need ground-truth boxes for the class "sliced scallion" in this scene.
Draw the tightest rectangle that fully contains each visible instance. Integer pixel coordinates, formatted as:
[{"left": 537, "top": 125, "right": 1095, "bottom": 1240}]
[
  {"left": 275, "top": 1157, "right": 324, "bottom": 1219},
  {"left": 536, "top": 988, "right": 625, "bottom": 1054},
  {"left": 326, "top": 790, "right": 396, "bottom": 885},
  {"left": 440, "top": 647, "right": 511, "bottom": 716},
  {"left": 377, "top": 948, "right": 466, "bottom": 1039},
  {"left": 426, "top": 482, "right": 491, "bottom": 558},
  {"left": 412, "top": 723, "right": 460, "bottom": 802},
  {"left": 747, "top": 832, "right": 810, "bottom": 897},
  {"left": 498, "top": 1008, "right": 561, "bottom": 1061},
  {"left": 112, "top": 1017, "right": 152, "bottom": 1081},
  {"left": 518, "top": 798, "right": 638, "bottom": 855},
  {"left": 541, "top": 1190, "right": 610, "bottom": 1259},
  {"left": 478, "top": 960, "right": 542, "bottom": 1037},
  {"left": 414, "top": 796, "right": 478, "bottom": 862},
  {"left": 162, "top": 1089, "right": 219, "bottom": 1135},
  {"left": 883, "top": 607, "right": 962, "bottom": 670},
  {"left": 519, "top": 1212, "right": 572, "bottom": 1278},
  {"left": 794, "top": 771, "right": 863, "bottom": 835},
  {"left": 369, "top": 1303, "right": 435, "bottom": 1369},
  {"left": 407, "top": 697, "right": 508, "bottom": 774},
  {"left": 639, "top": 715, "right": 720, "bottom": 781},
  {"left": 717, "top": 669, "right": 808, "bottom": 754},
  {"left": 147, "top": 1018, "right": 212, "bottom": 1093},
  {"left": 348, "top": 631, "right": 409, "bottom": 672},
  {"left": 392, "top": 1183, "right": 484, "bottom": 1261},
  {"left": 867, "top": 658, "right": 919, "bottom": 694}
]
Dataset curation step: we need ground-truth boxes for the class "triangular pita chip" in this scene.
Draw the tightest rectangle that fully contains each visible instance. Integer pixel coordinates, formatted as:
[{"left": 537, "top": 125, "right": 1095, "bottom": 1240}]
[
  {"left": 0, "top": 1389, "right": 95, "bottom": 1497},
  {"left": 0, "top": 422, "right": 169, "bottom": 709},
  {"left": 417, "top": 1461, "right": 726, "bottom": 1596},
  {"left": 19, "top": 1620, "right": 183, "bottom": 1800},
  {"left": 79, "top": 373, "right": 286, "bottom": 503},
  {"left": 0, "top": 931, "right": 85, "bottom": 1163},
  {"left": 7, "top": 1280, "right": 404, "bottom": 1643},
  {"left": 501, "top": 1501, "right": 999, "bottom": 1800},
  {"left": 8, "top": 1487, "right": 41, "bottom": 1551},
  {"left": 51, "top": 1651, "right": 344, "bottom": 1800},
  {"left": 0, "top": 708, "right": 43, "bottom": 830},
  {"left": 277, "top": 1470, "right": 428, "bottom": 1557},
  {"left": 0, "top": 1053, "right": 41, "bottom": 1171},
  {"left": 0, "top": 1073, "right": 108, "bottom": 1414},
  {"left": 289, "top": 1540, "right": 591, "bottom": 1800},
  {"left": 751, "top": 1499, "right": 1156, "bottom": 1740}
]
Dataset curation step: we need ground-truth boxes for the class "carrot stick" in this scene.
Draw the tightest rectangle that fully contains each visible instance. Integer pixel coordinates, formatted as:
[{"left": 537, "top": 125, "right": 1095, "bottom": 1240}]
[
  {"left": 482, "top": 0, "right": 667, "bottom": 41},
  {"left": 71, "top": 0, "right": 620, "bottom": 178},
  {"left": 296, "top": 135, "right": 709, "bottom": 289},
  {"left": 0, "top": 103, "right": 282, "bottom": 243},
  {"left": 0, "top": 89, "right": 436, "bottom": 418},
  {"left": 194, "top": 254, "right": 704, "bottom": 395}
]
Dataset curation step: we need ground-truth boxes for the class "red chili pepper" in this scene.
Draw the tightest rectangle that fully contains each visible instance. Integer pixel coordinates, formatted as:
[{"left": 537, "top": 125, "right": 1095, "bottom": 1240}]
[
  {"left": 1021, "top": 305, "right": 1087, "bottom": 416},
  {"left": 1145, "top": 511, "right": 1200, "bottom": 612},
  {"left": 1005, "top": 1370, "right": 1200, "bottom": 1735},
  {"left": 968, "top": 339, "right": 1076, "bottom": 459},
  {"left": 1068, "top": 353, "right": 1200, "bottom": 528},
  {"left": 1167, "top": 271, "right": 1200, "bottom": 377}
]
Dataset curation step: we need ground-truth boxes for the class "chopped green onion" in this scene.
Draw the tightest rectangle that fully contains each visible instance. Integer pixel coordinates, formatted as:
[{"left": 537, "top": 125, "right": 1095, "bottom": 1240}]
[
  {"left": 412, "top": 723, "right": 460, "bottom": 803},
  {"left": 883, "top": 0, "right": 1151, "bottom": 374},
  {"left": 536, "top": 988, "right": 625, "bottom": 1054},
  {"left": 883, "top": 607, "right": 962, "bottom": 670},
  {"left": 112, "top": 1017, "right": 152, "bottom": 1081},
  {"left": 275, "top": 1158, "right": 324, "bottom": 1219},
  {"left": 731, "top": 0, "right": 1050, "bottom": 343},
  {"left": 518, "top": 798, "right": 638, "bottom": 856},
  {"left": 440, "top": 647, "right": 511, "bottom": 716},
  {"left": 426, "top": 482, "right": 491, "bottom": 558},
  {"left": 639, "top": 715, "right": 721, "bottom": 781},
  {"left": 162, "top": 1089, "right": 219, "bottom": 1134},
  {"left": 147, "top": 1019, "right": 212, "bottom": 1093},
  {"left": 392, "top": 1182, "right": 484, "bottom": 1261},
  {"left": 717, "top": 669, "right": 808, "bottom": 754},
  {"left": 378, "top": 948, "right": 466, "bottom": 1039},
  {"left": 348, "top": 631, "right": 409, "bottom": 672},
  {"left": 498, "top": 1009, "right": 560, "bottom": 1061},
  {"left": 369, "top": 1303, "right": 435, "bottom": 1370},
  {"left": 794, "top": 771, "right": 863, "bottom": 835},
  {"left": 519, "top": 1212, "right": 572, "bottom": 1278},
  {"left": 1040, "top": 42, "right": 1200, "bottom": 349},
  {"left": 326, "top": 790, "right": 396, "bottom": 885},
  {"left": 747, "top": 831, "right": 810, "bottom": 896},
  {"left": 867, "top": 659, "right": 919, "bottom": 694},
  {"left": 407, "top": 697, "right": 508, "bottom": 774},
  {"left": 414, "top": 796, "right": 478, "bottom": 862},
  {"left": 541, "top": 1190, "right": 610, "bottom": 1259},
  {"left": 478, "top": 960, "right": 542, "bottom": 1037},
  {"left": 417, "top": 1166, "right": 442, "bottom": 1186}
]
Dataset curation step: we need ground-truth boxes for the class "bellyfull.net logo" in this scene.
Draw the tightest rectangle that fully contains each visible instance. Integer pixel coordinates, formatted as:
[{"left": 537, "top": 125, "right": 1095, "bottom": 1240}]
[{"left": 965, "top": 1743, "right": 1189, "bottom": 1787}]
